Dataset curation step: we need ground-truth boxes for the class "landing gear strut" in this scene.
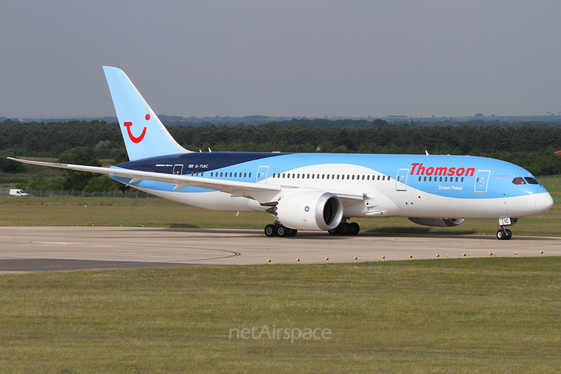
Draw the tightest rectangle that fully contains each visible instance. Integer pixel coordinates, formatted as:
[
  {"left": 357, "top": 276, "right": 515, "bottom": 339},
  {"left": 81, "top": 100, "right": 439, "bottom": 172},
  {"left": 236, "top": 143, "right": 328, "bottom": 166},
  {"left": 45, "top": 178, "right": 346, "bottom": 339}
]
[
  {"left": 264, "top": 222, "right": 297, "bottom": 237},
  {"left": 328, "top": 220, "right": 360, "bottom": 236}
]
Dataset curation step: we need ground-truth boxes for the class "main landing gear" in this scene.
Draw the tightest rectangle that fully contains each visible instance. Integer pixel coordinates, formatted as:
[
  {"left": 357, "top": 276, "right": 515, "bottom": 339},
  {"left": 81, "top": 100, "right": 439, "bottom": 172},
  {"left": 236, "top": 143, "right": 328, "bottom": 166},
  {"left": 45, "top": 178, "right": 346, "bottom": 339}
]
[
  {"left": 328, "top": 220, "right": 360, "bottom": 236},
  {"left": 264, "top": 223, "right": 297, "bottom": 237}
]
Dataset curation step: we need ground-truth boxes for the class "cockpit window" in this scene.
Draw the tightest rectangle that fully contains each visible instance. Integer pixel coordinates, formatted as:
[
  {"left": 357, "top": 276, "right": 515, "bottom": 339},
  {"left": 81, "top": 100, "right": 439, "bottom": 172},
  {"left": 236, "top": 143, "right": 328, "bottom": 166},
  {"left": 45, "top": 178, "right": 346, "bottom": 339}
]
[
  {"left": 524, "top": 177, "right": 539, "bottom": 185},
  {"left": 512, "top": 177, "right": 540, "bottom": 185}
]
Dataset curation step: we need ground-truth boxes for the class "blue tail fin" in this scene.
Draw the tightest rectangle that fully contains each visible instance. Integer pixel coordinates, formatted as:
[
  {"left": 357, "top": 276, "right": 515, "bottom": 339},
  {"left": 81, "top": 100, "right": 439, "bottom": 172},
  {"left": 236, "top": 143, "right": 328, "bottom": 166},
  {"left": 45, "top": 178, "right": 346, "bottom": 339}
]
[{"left": 103, "top": 66, "right": 190, "bottom": 161}]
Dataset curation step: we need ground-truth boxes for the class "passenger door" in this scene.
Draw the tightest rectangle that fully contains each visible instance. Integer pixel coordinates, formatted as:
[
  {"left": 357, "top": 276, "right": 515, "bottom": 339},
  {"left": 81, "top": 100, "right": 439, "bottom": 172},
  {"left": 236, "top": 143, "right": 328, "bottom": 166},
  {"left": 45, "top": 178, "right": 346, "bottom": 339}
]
[
  {"left": 396, "top": 169, "right": 409, "bottom": 191},
  {"left": 475, "top": 170, "right": 490, "bottom": 193},
  {"left": 173, "top": 164, "right": 184, "bottom": 175},
  {"left": 257, "top": 166, "right": 269, "bottom": 183}
]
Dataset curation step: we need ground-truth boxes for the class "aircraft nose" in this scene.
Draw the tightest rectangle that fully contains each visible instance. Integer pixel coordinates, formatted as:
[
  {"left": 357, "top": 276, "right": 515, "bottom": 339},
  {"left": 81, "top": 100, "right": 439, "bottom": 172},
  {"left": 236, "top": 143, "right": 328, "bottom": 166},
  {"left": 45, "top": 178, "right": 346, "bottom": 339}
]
[{"left": 535, "top": 193, "right": 554, "bottom": 213}]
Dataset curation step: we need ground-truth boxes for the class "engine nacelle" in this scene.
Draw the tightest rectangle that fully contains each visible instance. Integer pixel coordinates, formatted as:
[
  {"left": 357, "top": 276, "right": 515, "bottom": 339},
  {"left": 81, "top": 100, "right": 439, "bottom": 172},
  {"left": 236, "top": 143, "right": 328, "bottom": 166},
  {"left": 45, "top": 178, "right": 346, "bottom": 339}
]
[
  {"left": 408, "top": 218, "right": 465, "bottom": 227},
  {"left": 275, "top": 191, "right": 343, "bottom": 231}
]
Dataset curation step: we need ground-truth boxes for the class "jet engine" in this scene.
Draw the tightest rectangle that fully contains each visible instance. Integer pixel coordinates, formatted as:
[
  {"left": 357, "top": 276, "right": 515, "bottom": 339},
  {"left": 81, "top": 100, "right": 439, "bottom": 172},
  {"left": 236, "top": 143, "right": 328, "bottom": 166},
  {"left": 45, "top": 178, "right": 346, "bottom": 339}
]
[
  {"left": 408, "top": 218, "right": 465, "bottom": 227},
  {"left": 274, "top": 191, "right": 343, "bottom": 231}
]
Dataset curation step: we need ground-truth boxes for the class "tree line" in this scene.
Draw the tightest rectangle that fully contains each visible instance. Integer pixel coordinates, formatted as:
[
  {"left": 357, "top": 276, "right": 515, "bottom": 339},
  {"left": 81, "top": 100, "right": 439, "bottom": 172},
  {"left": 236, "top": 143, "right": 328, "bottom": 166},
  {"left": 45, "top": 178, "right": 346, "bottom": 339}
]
[{"left": 1, "top": 120, "right": 561, "bottom": 189}]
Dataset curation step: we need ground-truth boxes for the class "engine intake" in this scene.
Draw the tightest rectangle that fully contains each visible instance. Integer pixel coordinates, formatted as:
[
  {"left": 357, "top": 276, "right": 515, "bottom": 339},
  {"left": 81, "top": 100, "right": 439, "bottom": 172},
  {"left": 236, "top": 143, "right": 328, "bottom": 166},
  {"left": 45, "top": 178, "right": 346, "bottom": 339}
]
[
  {"left": 408, "top": 218, "right": 465, "bottom": 227},
  {"left": 275, "top": 191, "right": 343, "bottom": 231}
]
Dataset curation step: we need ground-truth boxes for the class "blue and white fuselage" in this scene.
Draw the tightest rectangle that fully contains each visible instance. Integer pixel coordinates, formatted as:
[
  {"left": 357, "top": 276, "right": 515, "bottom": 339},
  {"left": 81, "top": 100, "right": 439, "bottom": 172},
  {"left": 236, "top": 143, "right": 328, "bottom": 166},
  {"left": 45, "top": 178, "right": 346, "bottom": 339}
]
[
  {"left": 9, "top": 67, "right": 553, "bottom": 240},
  {"left": 113, "top": 152, "right": 551, "bottom": 221}
]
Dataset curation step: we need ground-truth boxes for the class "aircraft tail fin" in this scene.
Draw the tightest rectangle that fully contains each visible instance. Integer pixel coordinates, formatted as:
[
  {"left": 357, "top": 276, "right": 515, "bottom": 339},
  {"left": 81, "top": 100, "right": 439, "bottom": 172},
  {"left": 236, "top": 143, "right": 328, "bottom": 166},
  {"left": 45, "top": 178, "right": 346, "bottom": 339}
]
[{"left": 102, "top": 66, "right": 190, "bottom": 161}]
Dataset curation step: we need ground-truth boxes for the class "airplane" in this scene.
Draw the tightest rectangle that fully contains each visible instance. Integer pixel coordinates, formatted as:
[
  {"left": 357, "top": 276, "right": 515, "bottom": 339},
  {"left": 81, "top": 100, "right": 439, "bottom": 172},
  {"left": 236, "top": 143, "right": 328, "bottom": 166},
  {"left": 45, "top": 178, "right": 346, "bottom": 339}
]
[{"left": 8, "top": 66, "right": 554, "bottom": 240}]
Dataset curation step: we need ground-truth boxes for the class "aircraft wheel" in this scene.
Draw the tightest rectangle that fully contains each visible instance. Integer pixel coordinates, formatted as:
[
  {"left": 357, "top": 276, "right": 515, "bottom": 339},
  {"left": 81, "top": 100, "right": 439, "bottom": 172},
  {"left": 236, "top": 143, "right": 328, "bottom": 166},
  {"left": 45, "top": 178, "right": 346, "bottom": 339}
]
[
  {"left": 328, "top": 227, "right": 339, "bottom": 235},
  {"left": 504, "top": 229, "right": 512, "bottom": 240},
  {"left": 287, "top": 229, "right": 298, "bottom": 237},
  {"left": 276, "top": 225, "right": 288, "bottom": 237},
  {"left": 496, "top": 229, "right": 505, "bottom": 240},
  {"left": 349, "top": 222, "right": 360, "bottom": 235},
  {"left": 264, "top": 224, "right": 277, "bottom": 237},
  {"left": 338, "top": 223, "right": 350, "bottom": 235}
]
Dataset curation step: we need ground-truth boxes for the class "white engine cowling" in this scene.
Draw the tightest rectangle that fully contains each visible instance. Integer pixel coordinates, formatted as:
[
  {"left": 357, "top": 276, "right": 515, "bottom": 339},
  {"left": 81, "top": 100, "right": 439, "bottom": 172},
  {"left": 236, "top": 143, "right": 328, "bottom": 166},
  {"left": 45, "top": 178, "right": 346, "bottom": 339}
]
[
  {"left": 275, "top": 191, "right": 343, "bottom": 231},
  {"left": 408, "top": 218, "right": 465, "bottom": 227}
]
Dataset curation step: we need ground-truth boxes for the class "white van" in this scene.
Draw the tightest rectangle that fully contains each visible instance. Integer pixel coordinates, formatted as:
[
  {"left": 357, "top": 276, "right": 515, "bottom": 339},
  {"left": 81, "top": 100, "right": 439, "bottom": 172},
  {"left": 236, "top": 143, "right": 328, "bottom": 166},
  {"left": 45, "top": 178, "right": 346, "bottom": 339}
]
[{"left": 9, "top": 189, "right": 29, "bottom": 196}]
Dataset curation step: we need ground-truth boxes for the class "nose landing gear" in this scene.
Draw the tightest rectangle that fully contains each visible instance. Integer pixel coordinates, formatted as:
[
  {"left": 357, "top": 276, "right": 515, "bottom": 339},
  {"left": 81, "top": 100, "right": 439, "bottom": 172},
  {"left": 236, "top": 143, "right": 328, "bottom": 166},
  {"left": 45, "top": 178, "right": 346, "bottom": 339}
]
[
  {"left": 496, "top": 227, "right": 512, "bottom": 240},
  {"left": 496, "top": 217, "right": 517, "bottom": 240}
]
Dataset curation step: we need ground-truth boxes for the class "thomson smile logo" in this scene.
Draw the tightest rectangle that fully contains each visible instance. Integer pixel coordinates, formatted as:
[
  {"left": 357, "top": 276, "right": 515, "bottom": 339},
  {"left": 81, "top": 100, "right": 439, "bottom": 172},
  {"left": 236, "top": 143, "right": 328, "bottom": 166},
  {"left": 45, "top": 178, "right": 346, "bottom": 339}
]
[{"left": 124, "top": 114, "right": 150, "bottom": 143}]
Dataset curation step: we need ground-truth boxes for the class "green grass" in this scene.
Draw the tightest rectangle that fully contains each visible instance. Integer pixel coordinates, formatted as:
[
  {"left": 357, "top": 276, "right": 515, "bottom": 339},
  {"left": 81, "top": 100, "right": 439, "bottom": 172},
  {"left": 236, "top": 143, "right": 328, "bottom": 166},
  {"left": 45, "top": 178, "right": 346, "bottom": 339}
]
[
  {"left": 1, "top": 201, "right": 560, "bottom": 237},
  {"left": 0, "top": 195, "right": 184, "bottom": 206},
  {"left": 0, "top": 258, "right": 560, "bottom": 373}
]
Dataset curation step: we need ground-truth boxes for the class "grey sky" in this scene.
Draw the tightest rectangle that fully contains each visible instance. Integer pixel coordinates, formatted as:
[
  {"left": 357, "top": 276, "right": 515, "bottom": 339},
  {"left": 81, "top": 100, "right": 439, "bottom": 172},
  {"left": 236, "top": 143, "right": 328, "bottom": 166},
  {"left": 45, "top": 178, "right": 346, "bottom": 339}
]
[{"left": 1, "top": 0, "right": 560, "bottom": 118}]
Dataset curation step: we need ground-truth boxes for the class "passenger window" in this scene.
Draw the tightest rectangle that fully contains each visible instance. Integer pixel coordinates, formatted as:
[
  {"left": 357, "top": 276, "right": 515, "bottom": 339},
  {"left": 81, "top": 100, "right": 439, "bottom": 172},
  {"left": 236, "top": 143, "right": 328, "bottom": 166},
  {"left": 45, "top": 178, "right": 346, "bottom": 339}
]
[
  {"left": 460, "top": 177, "right": 463, "bottom": 182},
  {"left": 244, "top": 172, "right": 247, "bottom": 178},
  {"left": 234, "top": 172, "right": 237, "bottom": 177},
  {"left": 439, "top": 177, "right": 442, "bottom": 182},
  {"left": 429, "top": 177, "right": 432, "bottom": 182},
  {"left": 312, "top": 174, "right": 314, "bottom": 179},
  {"left": 230, "top": 172, "right": 232, "bottom": 177},
  {"left": 382, "top": 176, "right": 385, "bottom": 181},
  {"left": 326, "top": 174, "right": 329, "bottom": 179},
  {"left": 322, "top": 174, "right": 325, "bottom": 179},
  {"left": 424, "top": 176, "right": 427, "bottom": 182}
]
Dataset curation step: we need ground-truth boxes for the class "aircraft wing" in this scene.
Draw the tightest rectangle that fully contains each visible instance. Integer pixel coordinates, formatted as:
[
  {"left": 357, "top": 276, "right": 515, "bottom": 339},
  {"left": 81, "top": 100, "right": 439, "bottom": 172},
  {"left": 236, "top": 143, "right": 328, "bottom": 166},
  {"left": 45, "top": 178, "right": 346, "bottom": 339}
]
[{"left": 8, "top": 157, "right": 365, "bottom": 203}]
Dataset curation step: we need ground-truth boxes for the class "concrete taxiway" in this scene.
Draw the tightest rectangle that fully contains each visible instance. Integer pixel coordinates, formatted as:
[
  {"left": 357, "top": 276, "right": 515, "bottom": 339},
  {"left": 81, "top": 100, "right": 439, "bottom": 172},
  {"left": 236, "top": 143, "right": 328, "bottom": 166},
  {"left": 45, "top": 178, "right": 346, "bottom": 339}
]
[{"left": 0, "top": 226, "right": 559, "bottom": 272}]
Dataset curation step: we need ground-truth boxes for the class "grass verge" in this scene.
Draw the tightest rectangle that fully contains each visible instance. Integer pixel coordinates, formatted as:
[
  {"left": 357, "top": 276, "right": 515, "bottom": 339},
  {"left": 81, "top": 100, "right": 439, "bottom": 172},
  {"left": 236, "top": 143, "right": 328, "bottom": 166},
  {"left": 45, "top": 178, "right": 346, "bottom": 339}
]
[
  {"left": 0, "top": 202, "right": 560, "bottom": 237},
  {"left": 0, "top": 258, "right": 560, "bottom": 373}
]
